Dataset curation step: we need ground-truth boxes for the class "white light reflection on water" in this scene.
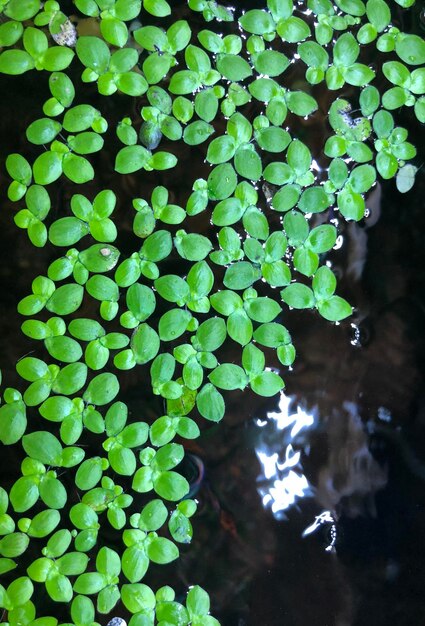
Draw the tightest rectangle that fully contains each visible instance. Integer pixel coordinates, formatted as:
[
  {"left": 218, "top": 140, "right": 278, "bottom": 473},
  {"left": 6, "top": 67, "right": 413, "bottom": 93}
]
[{"left": 255, "top": 393, "right": 316, "bottom": 519}]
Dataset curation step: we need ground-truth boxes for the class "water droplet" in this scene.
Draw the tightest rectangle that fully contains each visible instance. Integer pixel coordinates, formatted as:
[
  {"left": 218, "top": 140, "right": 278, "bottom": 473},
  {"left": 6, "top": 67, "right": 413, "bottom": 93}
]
[
  {"left": 333, "top": 235, "right": 343, "bottom": 250},
  {"left": 377, "top": 406, "right": 392, "bottom": 422},
  {"left": 350, "top": 322, "right": 361, "bottom": 347}
]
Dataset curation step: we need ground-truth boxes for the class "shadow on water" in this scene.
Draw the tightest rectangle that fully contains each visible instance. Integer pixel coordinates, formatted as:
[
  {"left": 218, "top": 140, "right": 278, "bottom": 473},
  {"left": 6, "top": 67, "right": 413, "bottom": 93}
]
[{"left": 0, "top": 1, "right": 425, "bottom": 625}]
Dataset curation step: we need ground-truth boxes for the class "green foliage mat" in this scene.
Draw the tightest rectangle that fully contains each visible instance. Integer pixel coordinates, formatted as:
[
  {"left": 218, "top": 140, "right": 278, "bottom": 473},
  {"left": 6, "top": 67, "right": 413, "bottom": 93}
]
[{"left": 0, "top": 0, "right": 423, "bottom": 623}]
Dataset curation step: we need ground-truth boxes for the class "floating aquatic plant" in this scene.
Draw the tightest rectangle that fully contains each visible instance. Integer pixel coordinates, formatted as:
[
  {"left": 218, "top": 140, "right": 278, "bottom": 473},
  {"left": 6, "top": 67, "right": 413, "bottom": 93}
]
[{"left": 0, "top": 0, "right": 423, "bottom": 623}]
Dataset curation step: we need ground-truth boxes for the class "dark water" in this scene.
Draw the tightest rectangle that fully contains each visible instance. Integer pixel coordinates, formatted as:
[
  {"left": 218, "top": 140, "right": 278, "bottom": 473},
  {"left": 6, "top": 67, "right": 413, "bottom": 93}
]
[{"left": 1, "top": 4, "right": 425, "bottom": 625}]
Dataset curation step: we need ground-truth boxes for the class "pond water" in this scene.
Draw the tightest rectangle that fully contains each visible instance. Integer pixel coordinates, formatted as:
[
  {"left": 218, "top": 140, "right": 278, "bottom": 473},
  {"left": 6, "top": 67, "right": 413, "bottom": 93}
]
[{"left": 0, "top": 2, "right": 425, "bottom": 625}]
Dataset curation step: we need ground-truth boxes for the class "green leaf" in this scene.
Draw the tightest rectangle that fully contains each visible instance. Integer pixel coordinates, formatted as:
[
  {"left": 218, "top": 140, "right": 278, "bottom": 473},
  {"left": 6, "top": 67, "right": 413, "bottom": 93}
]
[
  {"left": 131, "top": 324, "right": 160, "bottom": 364},
  {"left": 134, "top": 25, "right": 167, "bottom": 51},
  {"left": 4, "top": 0, "right": 40, "bottom": 20},
  {"left": 317, "top": 296, "right": 352, "bottom": 321},
  {"left": 96, "top": 546, "right": 121, "bottom": 578},
  {"left": 187, "top": 585, "right": 210, "bottom": 618},
  {"left": 49, "top": 217, "right": 89, "bottom": 246},
  {"left": 79, "top": 244, "right": 120, "bottom": 273},
  {"left": 141, "top": 230, "right": 172, "bottom": 262},
  {"left": 115, "top": 145, "right": 150, "bottom": 174},
  {"left": 0, "top": 50, "right": 34, "bottom": 74},
  {"left": 224, "top": 262, "right": 261, "bottom": 290},
  {"left": 195, "top": 89, "right": 219, "bottom": 122},
  {"left": 25, "top": 509, "right": 61, "bottom": 538},
  {"left": 210, "top": 290, "right": 242, "bottom": 316},
  {"left": 86, "top": 275, "right": 119, "bottom": 302},
  {"left": 376, "top": 150, "right": 398, "bottom": 180},
  {"left": 333, "top": 32, "right": 359, "bottom": 66},
  {"left": 245, "top": 297, "right": 281, "bottom": 323},
  {"left": 169, "top": 509, "right": 193, "bottom": 544},
  {"left": 159, "top": 309, "right": 192, "bottom": 341},
  {"left": 0, "top": 21, "right": 23, "bottom": 47},
  {"left": 395, "top": 34, "right": 425, "bottom": 66},
  {"left": 251, "top": 371, "right": 284, "bottom": 397},
  {"left": 286, "top": 91, "right": 318, "bottom": 116},
  {"left": 6, "top": 576, "right": 34, "bottom": 606},
  {"left": 0, "top": 400, "right": 26, "bottom": 445},
  {"left": 207, "top": 163, "right": 237, "bottom": 200},
  {"left": 183, "top": 121, "right": 214, "bottom": 145},
  {"left": 126, "top": 283, "right": 156, "bottom": 323},
  {"left": 281, "top": 283, "right": 315, "bottom": 309},
  {"left": 195, "top": 317, "right": 226, "bottom": 352},
  {"left": 69, "top": 318, "right": 104, "bottom": 341},
  {"left": 255, "top": 127, "right": 291, "bottom": 153},
  {"left": 73, "top": 572, "right": 106, "bottom": 595},
  {"left": 121, "top": 583, "right": 156, "bottom": 614},
  {"left": 234, "top": 145, "right": 262, "bottom": 181},
  {"left": 209, "top": 364, "right": 248, "bottom": 390},
  {"left": 277, "top": 15, "right": 310, "bottom": 42},
  {"left": 46, "top": 284, "right": 84, "bottom": 315},
  {"left": 0, "top": 533, "right": 29, "bottom": 557},
  {"left": 75, "top": 457, "right": 104, "bottom": 490},
  {"left": 154, "top": 471, "right": 189, "bottom": 501},
  {"left": 396, "top": 164, "right": 417, "bottom": 193},
  {"left": 272, "top": 185, "right": 301, "bottom": 212},
  {"left": 49, "top": 71, "right": 75, "bottom": 107},
  {"left": 174, "top": 230, "right": 212, "bottom": 261},
  {"left": 32, "top": 152, "right": 62, "bottom": 185},
  {"left": 122, "top": 546, "right": 149, "bottom": 583},
  {"left": 226, "top": 309, "right": 252, "bottom": 345},
  {"left": 306, "top": 225, "right": 337, "bottom": 252},
  {"left": 253, "top": 322, "right": 291, "bottom": 348},
  {"left": 63, "top": 153, "right": 95, "bottom": 184},
  {"left": 101, "top": 17, "right": 129, "bottom": 48},
  {"left": 293, "top": 247, "right": 318, "bottom": 276},
  {"left": 6, "top": 153, "right": 32, "bottom": 187},
  {"left": 206, "top": 135, "right": 236, "bottom": 164},
  {"left": 337, "top": 190, "right": 365, "bottom": 221},
  {"left": 65, "top": 106, "right": 101, "bottom": 134},
  {"left": 216, "top": 54, "right": 252, "bottom": 81},
  {"left": 344, "top": 63, "right": 375, "bottom": 86},
  {"left": 169, "top": 70, "right": 201, "bottom": 95},
  {"left": 366, "top": 0, "right": 390, "bottom": 31},
  {"left": 147, "top": 536, "right": 178, "bottom": 564},
  {"left": 298, "top": 40, "right": 329, "bottom": 69},
  {"left": 26, "top": 118, "right": 61, "bottom": 145},
  {"left": 242, "top": 342, "right": 265, "bottom": 375},
  {"left": 349, "top": 164, "right": 376, "bottom": 193},
  {"left": 22, "top": 431, "right": 62, "bottom": 466},
  {"left": 43, "top": 47, "right": 75, "bottom": 72},
  {"left": 298, "top": 187, "right": 331, "bottom": 213},
  {"left": 76, "top": 36, "right": 110, "bottom": 74},
  {"left": 239, "top": 9, "right": 275, "bottom": 34},
  {"left": 143, "top": 52, "right": 172, "bottom": 84},
  {"left": 68, "top": 131, "right": 104, "bottom": 155},
  {"left": 45, "top": 336, "right": 82, "bottom": 363},
  {"left": 312, "top": 266, "right": 337, "bottom": 299},
  {"left": 196, "top": 383, "right": 225, "bottom": 422},
  {"left": 83, "top": 373, "right": 119, "bottom": 406},
  {"left": 154, "top": 275, "right": 189, "bottom": 304},
  {"left": 144, "top": 0, "right": 171, "bottom": 16},
  {"left": 263, "top": 162, "right": 292, "bottom": 185},
  {"left": 252, "top": 50, "right": 289, "bottom": 76}
]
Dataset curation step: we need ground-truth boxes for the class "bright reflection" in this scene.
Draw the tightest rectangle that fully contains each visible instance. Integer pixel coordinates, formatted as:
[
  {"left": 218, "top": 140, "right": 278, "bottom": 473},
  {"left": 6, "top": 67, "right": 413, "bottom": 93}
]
[{"left": 255, "top": 393, "right": 316, "bottom": 519}]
